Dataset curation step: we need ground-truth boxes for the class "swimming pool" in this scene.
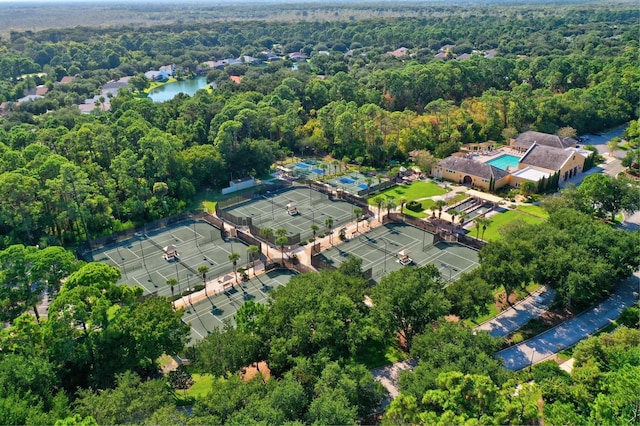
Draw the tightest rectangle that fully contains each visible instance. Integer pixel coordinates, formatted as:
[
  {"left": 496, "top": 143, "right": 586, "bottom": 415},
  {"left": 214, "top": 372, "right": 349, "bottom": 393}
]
[
  {"left": 486, "top": 154, "right": 520, "bottom": 171},
  {"left": 339, "top": 177, "right": 355, "bottom": 185},
  {"left": 296, "top": 163, "right": 310, "bottom": 169}
]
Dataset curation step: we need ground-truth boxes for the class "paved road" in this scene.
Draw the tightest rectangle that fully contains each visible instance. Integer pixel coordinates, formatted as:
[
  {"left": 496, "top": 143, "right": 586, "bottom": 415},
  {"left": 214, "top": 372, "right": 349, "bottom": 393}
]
[
  {"left": 373, "top": 286, "right": 554, "bottom": 398},
  {"left": 496, "top": 271, "right": 640, "bottom": 370},
  {"left": 475, "top": 286, "right": 555, "bottom": 337}
]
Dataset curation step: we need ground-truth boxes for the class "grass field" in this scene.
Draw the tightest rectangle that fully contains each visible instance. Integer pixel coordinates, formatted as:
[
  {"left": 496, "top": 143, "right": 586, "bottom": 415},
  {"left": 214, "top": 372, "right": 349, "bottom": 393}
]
[
  {"left": 368, "top": 180, "right": 448, "bottom": 205},
  {"left": 482, "top": 209, "right": 546, "bottom": 241},
  {"left": 515, "top": 204, "right": 549, "bottom": 219}
]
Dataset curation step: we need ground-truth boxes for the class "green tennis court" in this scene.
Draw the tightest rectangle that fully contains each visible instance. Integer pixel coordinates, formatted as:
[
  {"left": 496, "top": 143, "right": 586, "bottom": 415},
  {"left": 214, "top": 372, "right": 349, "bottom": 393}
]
[
  {"left": 223, "top": 186, "right": 360, "bottom": 242},
  {"left": 182, "top": 268, "right": 297, "bottom": 343},
  {"left": 91, "top": 219, "right": 250, "bottom": 297},
  {"left": 317, "top": 222, "right": 479, "bottom": 284}
]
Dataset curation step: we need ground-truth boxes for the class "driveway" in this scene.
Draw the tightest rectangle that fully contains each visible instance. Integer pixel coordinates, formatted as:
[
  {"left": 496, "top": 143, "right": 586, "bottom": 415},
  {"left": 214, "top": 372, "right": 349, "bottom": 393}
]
[{"left": 496, "top": 271, "right": 640, "bottom": 370}]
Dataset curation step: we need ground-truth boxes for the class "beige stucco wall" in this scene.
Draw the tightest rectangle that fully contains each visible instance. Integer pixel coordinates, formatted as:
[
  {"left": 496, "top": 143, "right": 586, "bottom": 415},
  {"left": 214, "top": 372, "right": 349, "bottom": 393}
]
[{"left": 432, "top": 166, "right": 509, "bottom": 191}]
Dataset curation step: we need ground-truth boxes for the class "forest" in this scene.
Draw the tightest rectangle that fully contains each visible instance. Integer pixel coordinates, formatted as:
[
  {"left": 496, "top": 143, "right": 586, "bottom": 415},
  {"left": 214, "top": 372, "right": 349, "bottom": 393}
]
[{"left": 0, "top": 1, "right": 639, "bottom": 424}]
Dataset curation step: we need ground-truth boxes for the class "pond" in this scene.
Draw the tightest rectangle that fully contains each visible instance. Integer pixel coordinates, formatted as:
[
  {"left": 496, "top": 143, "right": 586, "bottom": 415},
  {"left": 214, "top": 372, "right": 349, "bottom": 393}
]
[{"left": 147, "top": 76, "right": 212, "bottom": 103}]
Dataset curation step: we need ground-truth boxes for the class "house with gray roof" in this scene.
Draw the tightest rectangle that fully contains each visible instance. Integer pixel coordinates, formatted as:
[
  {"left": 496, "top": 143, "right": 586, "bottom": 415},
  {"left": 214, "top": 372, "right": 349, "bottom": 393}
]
[
  {"left": 511, "top": 130, "right": 577, "bottom": 152},
  {"left": 432, "top": 157, "right": 510, "bottom": 191},
  {"left": 517, "top": 143, "right": 587, "bottom": 183}
]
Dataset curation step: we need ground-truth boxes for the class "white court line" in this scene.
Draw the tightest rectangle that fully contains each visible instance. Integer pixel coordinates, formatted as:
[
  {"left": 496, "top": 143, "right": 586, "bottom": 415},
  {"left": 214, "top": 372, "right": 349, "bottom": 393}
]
[
  {"left": 157, "top": 270, "right": 168, "bottom": 282},
  {"left": 132, "top": 275, "right": 154, "bottom": 294},
  {"left": 190, "top": 326, "right": 205, "bottom": 339},
  {"left": 104, "top": 252, "right": 119, "bottom": 266},
  {"left": 127, "top": 247, "right": 140, "bottom": 259},
  {"left": 182, "top": 225, "right": 205, "bottom": 239}
]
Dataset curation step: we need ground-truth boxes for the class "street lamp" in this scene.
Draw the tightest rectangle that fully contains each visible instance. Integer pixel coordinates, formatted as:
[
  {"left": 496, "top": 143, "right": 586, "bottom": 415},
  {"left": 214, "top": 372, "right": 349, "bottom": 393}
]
[{"left": 530, "top": 348, "right": 536, "bottom": 371}]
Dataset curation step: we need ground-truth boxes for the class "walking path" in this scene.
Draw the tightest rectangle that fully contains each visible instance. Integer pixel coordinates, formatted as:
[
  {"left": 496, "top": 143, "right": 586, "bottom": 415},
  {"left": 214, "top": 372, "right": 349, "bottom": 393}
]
[
  {"left": 372, "top": 285, "right": 555, "bottom": 400},
  {"left": 496, "top": 271, "right": 639, "bottom": 370},
  {"left": 372, "top": 272, "right": 639, "bottom": 397}
]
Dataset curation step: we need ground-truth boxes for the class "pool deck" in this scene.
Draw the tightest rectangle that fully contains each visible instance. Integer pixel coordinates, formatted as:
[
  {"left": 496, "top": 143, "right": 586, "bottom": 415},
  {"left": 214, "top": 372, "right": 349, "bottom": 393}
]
[{"left": 471, "top": 148, "right": 523, "bottom": 163}]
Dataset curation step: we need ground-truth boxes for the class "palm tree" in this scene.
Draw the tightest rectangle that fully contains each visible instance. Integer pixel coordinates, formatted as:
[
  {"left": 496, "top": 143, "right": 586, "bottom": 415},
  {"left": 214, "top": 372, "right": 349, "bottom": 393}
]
[
  {"left": 435, "top": 200, "right": 447, "bottom": 220},
  {"left": 228, "top": 252, "right": 241, "bottom": 283},
  {"left": 310, "top": 224, "right": 319, "bottom": 240},
  {"left": 458, "top": 211, "right": 467, "bottom": 231},
  {"left": 197, "top": 265, "right": 209, "bottom": 296},
  {"left": 481, "top": 217, "right": 491, "bottom": 240},
  {"left": 332, "top": 160, "right": 340, "bottom": 176},
  {"left": 247, "top": 245, "right": 260, "bottom": 277},
  {"left": 325, "top": 217, "right": 334, "bottom": 245},
  {"left": 448, "top": 209, "right": 459, "bottom": 231},
  {"left": 166, "top": 278, "right": 178, "bottom": 309},
  {"left": 260, "top": 227, "right": 274, "bottom": 257},
  {"left": 353, "top": 207, "right": 363, "bottom": 232},
  {"left": 384, "top": 198, "right": 397, "bottom": 218},
  {"left": 365, "top": 177, "right": 373, "bottom": 194},
  {"left": 275, "top": 236, "right": 288, "bottom": 267},
  {"left": 398, "top": 197, "right": 407, "bottom": 214},
  {"left": 372, "top": 195, "right": 385, "bottom": 222},
  {"left": 473, "top": 217, "right": 482, "bottom": 240}
]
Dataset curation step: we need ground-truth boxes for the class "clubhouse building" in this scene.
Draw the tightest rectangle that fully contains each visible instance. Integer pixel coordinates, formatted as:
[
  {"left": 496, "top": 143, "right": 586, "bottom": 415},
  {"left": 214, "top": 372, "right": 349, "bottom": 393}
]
[{"left": 431, "top": 131, "right": 593, "bottom": 192}]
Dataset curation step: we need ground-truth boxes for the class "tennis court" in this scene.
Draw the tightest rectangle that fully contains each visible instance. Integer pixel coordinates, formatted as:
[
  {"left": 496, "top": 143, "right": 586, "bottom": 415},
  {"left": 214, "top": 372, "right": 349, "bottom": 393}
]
[
  {"left": 182, "top": 268, "right": 297, "bottom": 343},
  {"left": 91, "top": 219, "right": 250, "bottom": 297},
  {"left": 316, "top": 222, "right": 479, "bottom": 284},
  {"left": 222, "top": 186, "right": 360, "bottom": 243},
  {"left": 325, "top": 171, "right": 373, "bottom": 194}
]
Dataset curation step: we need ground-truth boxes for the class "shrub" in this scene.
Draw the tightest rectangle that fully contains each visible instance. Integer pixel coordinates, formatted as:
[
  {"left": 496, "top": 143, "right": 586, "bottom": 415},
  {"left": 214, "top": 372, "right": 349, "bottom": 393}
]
[
  {"left": 194, "top": 284, "right": 205, "bottom": 292},
  {"left": 406, "top": 200, "right": 423, "bottom": 212}
]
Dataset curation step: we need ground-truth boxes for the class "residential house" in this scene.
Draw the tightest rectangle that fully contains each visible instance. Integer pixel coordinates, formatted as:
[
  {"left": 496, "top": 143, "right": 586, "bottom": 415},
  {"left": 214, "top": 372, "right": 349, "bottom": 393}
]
[
  {"left": 456, "top": 53, "right": 472, "bottom": 61},
  {"left": 387, "top": 47, "right": 409, "bottom": 58},
  {"left": 432, "top": 156, "right": 510, "bottom": 191},
  {"left": 434, "top": 52, "right": 448, "bottom": 60},
  {"left": 243, "top": 55, "right": 262, "bottom": 64},
  {"left": 288, "top": 52, "right": 308, "bottom": 61},
  {"left": 59, "top": 76, "right": 75, "bottom": 84},
  {"left": 229, "top": 75, "right": 242, "bottom": 84},
  {"left": 484, "top": 49, "right": 498, "bottom": 59},
  {"left": 262, "top": 51, "right": 282, "bottom": 61},
  {"left": 35, "top": 85, "right": 49, "bottom": 96}
]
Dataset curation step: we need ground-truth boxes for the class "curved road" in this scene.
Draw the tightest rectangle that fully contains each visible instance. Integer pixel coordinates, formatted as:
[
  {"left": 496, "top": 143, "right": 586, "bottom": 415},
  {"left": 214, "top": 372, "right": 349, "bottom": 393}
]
[{"left": 496, "top": 271, "right": 639, "bottom": 370}]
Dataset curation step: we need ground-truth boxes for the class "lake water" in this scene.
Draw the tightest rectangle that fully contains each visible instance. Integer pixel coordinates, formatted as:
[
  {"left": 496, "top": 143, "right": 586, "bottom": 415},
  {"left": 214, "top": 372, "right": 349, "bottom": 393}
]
[{"left": 147, "top": 76, "right": 211, "bottom": 103}]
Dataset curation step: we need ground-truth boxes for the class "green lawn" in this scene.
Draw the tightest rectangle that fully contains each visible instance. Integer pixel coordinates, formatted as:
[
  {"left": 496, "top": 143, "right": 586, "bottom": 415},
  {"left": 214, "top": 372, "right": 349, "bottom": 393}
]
[
  {"left": 185, "top": 373, "right": 213, "bottom": 399},
  {"left": 368, "top": 180, "right": 447, "bottom": 205},
  {"left": 515, "top": 204, "right": 550, "bottom": 219},
  {"left": 481, "top": 210, "right": 546, "bottom": 241}
]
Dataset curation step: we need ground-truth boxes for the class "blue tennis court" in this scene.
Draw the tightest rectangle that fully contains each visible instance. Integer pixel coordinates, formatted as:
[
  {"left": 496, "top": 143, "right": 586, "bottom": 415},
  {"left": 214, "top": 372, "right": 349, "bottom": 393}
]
[
  {"left": 296, "top": 162, "right": 310, "bottom": 169},
  {"left": 312, "top": 168, "right": 324, "bottom": 175},
  {"left": 340, "top": 177, "right": 355, "bottom": 184}
]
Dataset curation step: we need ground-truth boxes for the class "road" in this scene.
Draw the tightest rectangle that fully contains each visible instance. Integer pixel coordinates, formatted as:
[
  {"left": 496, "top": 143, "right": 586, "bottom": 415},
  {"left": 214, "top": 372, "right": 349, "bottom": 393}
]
[
  {"left": 496, "top": 271, "right": 640, "bottom": 370},
  {"left": 372, "top": 285, "right": 555, "bottom": 399}
]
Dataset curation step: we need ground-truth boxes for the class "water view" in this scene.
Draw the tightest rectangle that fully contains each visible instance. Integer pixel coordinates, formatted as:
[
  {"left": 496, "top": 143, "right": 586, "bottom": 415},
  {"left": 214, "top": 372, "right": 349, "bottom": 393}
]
[{"left": 147, "top": 76, "right": 211, "bottom": 102}]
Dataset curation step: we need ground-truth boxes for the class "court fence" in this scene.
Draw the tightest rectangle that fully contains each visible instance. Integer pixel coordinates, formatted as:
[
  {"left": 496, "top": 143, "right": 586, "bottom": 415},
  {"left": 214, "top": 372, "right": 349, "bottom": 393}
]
[
  {"left": 356, "top": 179, "right": 395, "bottom": 197},
  {"left": 77, "top": 212, "right": 196, "bottom": 261},
  {"left": 386, "top": 212, "right": 486, "bottom": 250}
]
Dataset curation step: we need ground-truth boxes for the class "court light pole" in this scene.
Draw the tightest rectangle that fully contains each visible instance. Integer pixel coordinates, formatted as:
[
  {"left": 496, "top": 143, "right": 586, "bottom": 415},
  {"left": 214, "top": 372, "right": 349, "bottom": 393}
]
[
  {"left": 193, "top": 220, "right": 198, "bottom": 247},
  {"left": 383, "top": 237, "right": 388, "bottom": 273}
]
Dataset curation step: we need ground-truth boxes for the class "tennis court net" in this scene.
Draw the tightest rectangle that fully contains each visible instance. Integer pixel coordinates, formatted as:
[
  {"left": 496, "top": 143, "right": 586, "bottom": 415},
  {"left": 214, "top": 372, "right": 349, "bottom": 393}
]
[{"left": 359, "top": 236, "right": 396, "bottom": 257}]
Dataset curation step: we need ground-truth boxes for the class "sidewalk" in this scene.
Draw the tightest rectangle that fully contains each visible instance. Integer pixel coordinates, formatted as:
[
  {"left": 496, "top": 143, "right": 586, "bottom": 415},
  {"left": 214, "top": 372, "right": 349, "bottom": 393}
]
[
  {"left": 496, "top": 271, "right": 639, "bottom": 370},
  {"left": 372, "top": 286, "right": 553, "bottom": 398},
  {"left": 475, "top": 286, "right": 555, "bottom": 337}
]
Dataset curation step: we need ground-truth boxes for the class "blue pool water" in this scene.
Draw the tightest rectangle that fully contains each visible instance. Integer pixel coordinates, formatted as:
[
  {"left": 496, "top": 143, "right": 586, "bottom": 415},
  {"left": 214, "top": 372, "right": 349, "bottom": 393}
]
[
  {"left": 312, "top": 168, "right": 324, "bottom": 175},
  {"left": 486, "top": 154, "right": 520, "bottom": 171},
  {"left": 339, "top": 177, "right": 355, "bottom": 184},
  {"left": 358, "top": 184, "right": 369, "bottom": 190},
  {"left": 296, "top": 163, "right": 311, "bottom": 169}
]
